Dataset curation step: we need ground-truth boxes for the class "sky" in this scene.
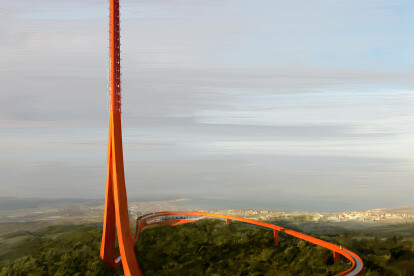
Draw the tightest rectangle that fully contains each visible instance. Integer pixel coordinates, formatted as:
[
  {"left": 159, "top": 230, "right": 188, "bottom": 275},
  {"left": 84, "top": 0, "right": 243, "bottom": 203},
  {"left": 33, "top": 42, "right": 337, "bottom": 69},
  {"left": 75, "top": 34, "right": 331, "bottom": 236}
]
[{"left": 0, "top": 0, "right": 413, "bottom": 211}]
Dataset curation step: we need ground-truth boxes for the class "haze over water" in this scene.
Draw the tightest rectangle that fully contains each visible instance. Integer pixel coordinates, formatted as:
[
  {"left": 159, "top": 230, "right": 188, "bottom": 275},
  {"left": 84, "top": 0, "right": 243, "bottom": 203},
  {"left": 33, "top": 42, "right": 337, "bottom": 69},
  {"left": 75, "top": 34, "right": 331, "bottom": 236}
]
[{"left": 1, "top": 1, "right": 414, "bottom": 211}]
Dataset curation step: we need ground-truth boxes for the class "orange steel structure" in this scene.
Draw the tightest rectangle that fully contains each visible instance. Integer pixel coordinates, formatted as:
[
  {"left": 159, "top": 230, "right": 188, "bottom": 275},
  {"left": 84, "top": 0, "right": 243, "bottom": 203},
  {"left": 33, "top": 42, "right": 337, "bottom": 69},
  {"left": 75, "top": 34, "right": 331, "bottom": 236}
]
[
  {"left": 100, "top": 0, "right": 142, "bottom": 275},
  {"left": 133, "top": 212, "right": 364, "bottom": 276},
  {"left": 100, "top": 1, "right": 363, "bottom": 275}
]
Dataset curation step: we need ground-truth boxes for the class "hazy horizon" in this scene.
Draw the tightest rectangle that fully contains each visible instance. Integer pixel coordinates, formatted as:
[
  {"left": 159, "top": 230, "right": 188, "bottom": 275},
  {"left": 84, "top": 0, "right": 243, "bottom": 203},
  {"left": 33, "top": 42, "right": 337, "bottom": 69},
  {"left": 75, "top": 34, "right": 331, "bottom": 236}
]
[{"left": 1, "top": 0, "right": 414, "bottom": 211}]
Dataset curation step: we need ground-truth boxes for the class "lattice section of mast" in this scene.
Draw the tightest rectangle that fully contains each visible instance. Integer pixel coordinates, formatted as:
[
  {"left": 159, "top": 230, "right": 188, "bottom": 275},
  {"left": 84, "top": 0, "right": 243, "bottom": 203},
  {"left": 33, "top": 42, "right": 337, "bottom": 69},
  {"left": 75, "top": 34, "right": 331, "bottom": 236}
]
[{"left": 109, "top": 0, "right": 121, "bottom": 113}]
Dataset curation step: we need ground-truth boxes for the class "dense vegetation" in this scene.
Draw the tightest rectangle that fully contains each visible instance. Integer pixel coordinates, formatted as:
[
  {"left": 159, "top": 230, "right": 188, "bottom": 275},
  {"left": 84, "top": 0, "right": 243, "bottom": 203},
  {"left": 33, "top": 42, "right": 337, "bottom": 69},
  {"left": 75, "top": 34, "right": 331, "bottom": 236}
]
[
  {"left": 0, "top": 225, "right": 118, "bottom": 276},
  {"left": 135, "top": 220, "right": 349, "bottom": 275},
  {"left": 0, "top": 220, "right": 413, "bottom": 275}
]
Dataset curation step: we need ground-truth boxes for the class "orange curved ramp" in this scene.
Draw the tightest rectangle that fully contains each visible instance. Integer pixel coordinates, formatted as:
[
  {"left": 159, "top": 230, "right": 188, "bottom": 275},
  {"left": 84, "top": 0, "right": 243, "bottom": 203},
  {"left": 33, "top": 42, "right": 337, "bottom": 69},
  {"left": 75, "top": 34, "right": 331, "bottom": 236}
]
[{"left": 133, "top": 211, "right": 363, "bottom": 276}]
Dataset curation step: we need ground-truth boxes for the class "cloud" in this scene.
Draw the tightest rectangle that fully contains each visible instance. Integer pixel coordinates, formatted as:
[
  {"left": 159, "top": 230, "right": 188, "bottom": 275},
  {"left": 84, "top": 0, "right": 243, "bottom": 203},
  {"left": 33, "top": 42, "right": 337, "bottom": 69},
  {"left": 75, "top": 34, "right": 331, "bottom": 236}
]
[{"left": 1, "top": 0, "right": 414, "bottom": 210}]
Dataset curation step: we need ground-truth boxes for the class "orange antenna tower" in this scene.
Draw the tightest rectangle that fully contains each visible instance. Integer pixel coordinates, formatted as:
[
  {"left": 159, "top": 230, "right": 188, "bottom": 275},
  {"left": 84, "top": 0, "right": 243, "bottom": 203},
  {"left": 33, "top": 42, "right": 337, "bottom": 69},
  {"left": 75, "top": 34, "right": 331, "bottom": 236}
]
[{"left": 100, "top": 0, "right": 142, "bottom": 275}]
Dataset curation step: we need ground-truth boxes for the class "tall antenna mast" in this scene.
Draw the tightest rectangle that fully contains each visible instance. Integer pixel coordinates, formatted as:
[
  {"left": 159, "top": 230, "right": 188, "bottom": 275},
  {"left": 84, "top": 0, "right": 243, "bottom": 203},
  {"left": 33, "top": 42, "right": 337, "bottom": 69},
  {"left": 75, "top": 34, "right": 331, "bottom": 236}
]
[
  {"left": 109, "top": 0, "right": 121, "bottom": 113},
  {"left": 100, "top": 1, "right": 142, "bottom": 275}
]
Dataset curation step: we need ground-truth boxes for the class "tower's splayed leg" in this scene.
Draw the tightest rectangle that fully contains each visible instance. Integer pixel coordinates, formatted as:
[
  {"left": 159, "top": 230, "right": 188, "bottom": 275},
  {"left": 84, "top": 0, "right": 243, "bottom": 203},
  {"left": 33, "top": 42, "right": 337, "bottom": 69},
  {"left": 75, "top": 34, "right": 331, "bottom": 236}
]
[{"left": 100, "top": 1, "right": 142, "bottom": 275}]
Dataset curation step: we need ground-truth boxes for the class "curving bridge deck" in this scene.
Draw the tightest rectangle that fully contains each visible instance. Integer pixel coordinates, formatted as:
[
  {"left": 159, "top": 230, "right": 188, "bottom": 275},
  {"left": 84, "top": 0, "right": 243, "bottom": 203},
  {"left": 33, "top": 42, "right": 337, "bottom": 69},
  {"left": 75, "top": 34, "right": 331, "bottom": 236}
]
[{"left": 112, "top": 211, "right": 364, "bottom": 276}]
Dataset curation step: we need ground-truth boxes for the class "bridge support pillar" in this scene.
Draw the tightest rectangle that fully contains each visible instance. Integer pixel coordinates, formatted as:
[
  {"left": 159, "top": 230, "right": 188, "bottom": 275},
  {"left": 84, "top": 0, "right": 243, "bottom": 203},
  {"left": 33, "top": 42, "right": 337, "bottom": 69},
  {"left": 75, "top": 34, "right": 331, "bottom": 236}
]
[
  {"left": 226, "top": 218, "right": 230, "bottom": 225},
  {"left": 333, "top": 251, "right": 340, "bottom": 264},
  {"left": 273, "top": 230, "right": 279, "bottom": 245}
]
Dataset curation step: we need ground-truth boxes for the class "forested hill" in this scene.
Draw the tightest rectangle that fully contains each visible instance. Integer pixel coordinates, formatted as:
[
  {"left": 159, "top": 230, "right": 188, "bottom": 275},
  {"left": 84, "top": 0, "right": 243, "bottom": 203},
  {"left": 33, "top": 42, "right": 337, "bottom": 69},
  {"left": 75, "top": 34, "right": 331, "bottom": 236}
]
[{"left": 1, "top": 219, "right": 413, "bottom": 275}]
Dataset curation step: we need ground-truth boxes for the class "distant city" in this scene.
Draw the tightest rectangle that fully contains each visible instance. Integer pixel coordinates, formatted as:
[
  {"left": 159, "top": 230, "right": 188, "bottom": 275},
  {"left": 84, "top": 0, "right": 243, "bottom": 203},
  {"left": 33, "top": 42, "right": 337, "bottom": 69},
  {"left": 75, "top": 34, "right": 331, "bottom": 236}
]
[
  {"left": 1, "top": 197, "right": 412, "bottom": 237},
  {"left": 209, "top": 207, "right": 414, "bottom": 223},
  {"left": 125, "top": 202, "right": 414, "bottom": 223}
]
